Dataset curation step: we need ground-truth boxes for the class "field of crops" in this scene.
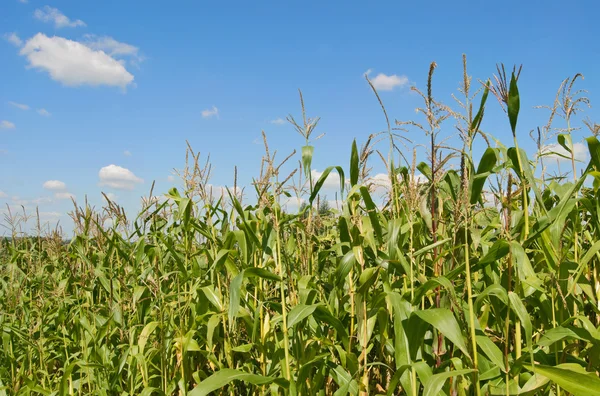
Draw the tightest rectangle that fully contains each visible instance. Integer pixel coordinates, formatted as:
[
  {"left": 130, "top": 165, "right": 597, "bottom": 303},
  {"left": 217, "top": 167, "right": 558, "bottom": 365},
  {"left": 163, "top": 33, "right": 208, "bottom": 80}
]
[{"left": 2, "top": 60, "right": 600, "bottom": 395}]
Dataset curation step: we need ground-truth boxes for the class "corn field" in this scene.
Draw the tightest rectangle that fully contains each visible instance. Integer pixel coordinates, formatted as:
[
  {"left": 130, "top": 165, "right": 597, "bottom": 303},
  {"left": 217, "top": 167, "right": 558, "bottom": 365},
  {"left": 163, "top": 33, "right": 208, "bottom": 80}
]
[{"left": 2, "top": 59, "right": 600, "bottom": 395}]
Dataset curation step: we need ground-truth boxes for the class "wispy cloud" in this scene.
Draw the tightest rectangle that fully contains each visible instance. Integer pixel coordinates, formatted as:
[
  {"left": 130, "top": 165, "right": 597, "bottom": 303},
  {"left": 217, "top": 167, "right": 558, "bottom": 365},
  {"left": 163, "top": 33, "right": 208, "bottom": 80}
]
[
  {"left": 202, "top": 106, "right": 219, "bottom": 119},
  {"left": 37, "top": 108, "right": 51, "bottom": 116},
  {"left": 4, "top": 32, "right": 23, "bottom": 47},
  {"left": 54, "top": 192, "right": 76, "bottom": 200},
  {"left": 8, "top": 101, "right": 29, "bottom": 110},
  {"left": 34, "top": 6, "right": 86, "bottom": 28},
  {"left": 270, "top": 118, "right": 286, "bottom": 125},
  {"left": 83, "top": 35, "right": 143, "bottom": 65},
  {"left": 365, "top": 69, "right": 409, "bottom": 91},
  {"left": 11, "top": 196, "right": 53, "bottom": 206},
  {"left": 19, "top": 33, "right": 134, "bottom": 89},
  {"left": 39, "top": 211, "right": 62, "bottom": 220},
  {"left": 43, "top": 180, "right": 66, "bottom": 191},
  {"left": 99, "top": 164, "right": 143, "bottom": 190},
  {"left": 123, "top": 150, "right": 132, "bottom": 156},
  {"left": 0, "top": 120, "right": 16, "bottom": 129},
  {"left": 0, "top": 191, "right": 7, "bottom": 198}
]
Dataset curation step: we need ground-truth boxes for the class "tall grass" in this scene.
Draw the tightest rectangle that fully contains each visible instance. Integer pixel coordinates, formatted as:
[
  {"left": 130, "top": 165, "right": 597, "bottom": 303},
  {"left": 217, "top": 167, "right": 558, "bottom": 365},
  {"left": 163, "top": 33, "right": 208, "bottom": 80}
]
[{"left": 2, "top": 58, "right": 600, "bottom": 395}]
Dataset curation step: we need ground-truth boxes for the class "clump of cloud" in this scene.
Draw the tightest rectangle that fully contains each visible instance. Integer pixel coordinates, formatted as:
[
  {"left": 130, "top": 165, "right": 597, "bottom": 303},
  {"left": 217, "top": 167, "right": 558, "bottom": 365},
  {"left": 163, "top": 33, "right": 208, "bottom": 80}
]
[
  {"left": 43, "top": 180, "right": 76, "bottom": 200},
  {"left": 202, "top": 106, "right": 219, "bottom": 119},
  {"left": 19, "top": 33, "right": 135, "bottom": 89},
  {"left": 365, "top": 69, "right": 409, "bottom": 91},
  {"left": 0, "top": 120, "right": 16, "bottom": 129},
  {"left": 99, "top": 164, "right": 143, "bottom": 190}
]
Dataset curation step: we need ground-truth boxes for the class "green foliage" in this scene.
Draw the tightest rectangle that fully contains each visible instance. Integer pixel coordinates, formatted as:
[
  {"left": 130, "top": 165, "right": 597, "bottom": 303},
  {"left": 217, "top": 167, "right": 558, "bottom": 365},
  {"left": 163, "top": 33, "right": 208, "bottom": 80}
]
[{"left": 2, "top": 61, "right": 600, "bottom": 396}]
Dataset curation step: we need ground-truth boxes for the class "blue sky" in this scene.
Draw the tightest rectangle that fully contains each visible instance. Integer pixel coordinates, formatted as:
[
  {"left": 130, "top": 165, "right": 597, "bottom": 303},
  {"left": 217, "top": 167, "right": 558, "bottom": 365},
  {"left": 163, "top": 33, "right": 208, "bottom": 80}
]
[{"left": 1, "top": 0, "right": 598, "bottom": 235}]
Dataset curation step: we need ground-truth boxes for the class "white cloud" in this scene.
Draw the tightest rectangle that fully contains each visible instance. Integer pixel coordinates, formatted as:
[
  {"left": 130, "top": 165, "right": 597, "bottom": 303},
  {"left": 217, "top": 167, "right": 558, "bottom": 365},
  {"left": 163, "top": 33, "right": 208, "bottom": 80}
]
[
  {"left": 0, "top": 191, "right": 7, "bottom": 198},
  {"left": 540, "top": 142, "right": 588, "bottom": 162},
  {"left": 34, "top": 6, "right": 86, "bottom": 28},
  {"left": 54, "top": 192, "right": 75, "bottom": 200},
  {"left": 11, "top": 196, "right": 53, "bottom": 206},
  {"left": 202, "top": 106, "right": 219, "bottom": 119},
  {"left": 99, "top": 164, "right": 143, "bottom": 190},
  {"left": 270, "top": 118, "right": 286, "bottom": 125},
  {"left": 20, "top": 33, "right": 135, "bottom": 89},
  {"left": 4, "top": 32, "right": 23, "bottom": 47},
  {"left": 0, "top": 120, "right": 16, "bottom": 129},
  {"left": 123, "top": 150, "right": 132, "bottom": 156},
  {"left": 206, "top": 184, "right": 243, "bottom": 200},
  {"left": 39, "top": 211, "right": 62, "bottom": 220},
  {"left": 368, "top": 173, "right": 392, "bottom": 190},
  {"left": 8, "top": 101, "right": 29, "bottom": 110},
  {"left": 167, "top": 175, "right": 175, "bottom": 182},
  {"left": 37, "top": 108, "right": 51, "bottom": 116},
  {"left": 366, "top": 69, "right": 409, "bottom": 91},
  {"left": 366, "top": 172, "right": 426, "bottom": 194},
  {"left": 83, "top": 35, "right": 142, "bottom": 63},
  {"left": 42, "top": 180, "right": 75, "bottom": 199},
  {"left": 43, "top": 180, "right": 66, "bottom": 191}
]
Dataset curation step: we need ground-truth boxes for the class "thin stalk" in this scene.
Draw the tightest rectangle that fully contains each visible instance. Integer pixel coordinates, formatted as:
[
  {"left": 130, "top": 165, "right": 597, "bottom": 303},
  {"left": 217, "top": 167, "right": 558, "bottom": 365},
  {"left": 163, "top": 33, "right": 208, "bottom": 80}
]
[
  {"left": 463, "top": 144, "right": 480, "bottom": 396},
  {"left": 505, "top": 174, "right": 513, "bottom": 396},
  {"left": 273, "top": 183, "right": 291, "bottom": 381},
  {"left": 513, "top": 137, "right": 529, "bottom": 239}
]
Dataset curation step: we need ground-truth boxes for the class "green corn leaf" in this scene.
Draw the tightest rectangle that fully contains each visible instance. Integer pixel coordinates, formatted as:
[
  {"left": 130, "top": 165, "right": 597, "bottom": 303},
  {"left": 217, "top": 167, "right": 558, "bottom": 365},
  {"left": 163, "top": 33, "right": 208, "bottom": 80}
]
[
  {"left": 507, "top": 147, "right": 546, "bottom": 213},
  {"left": 508, "top": 72, "right": 520, "bottom": 135},
  {"left": 474, "top": 284, "right": 508, "bottom": 312},
  {"left": 586, "top": 136, "right": 600, "bottom": 172},
  {"left": 423, "top": 369, "right": 475, "bottom": 396},
  {"left": 228, "top": 272, "right": 244, "bottom": 326},
  {"left": 350, "top": 139, "right": 359, "bottom": 186},
  {"left": 470, "top": 147, "right": 498, "bottom": 204},
  {"left": 508, "top": 292, "right": 533, "bottom": 364},
  {"left": 138, "top": 321, "right": 159, "bottom": 355},
  {"left": 201, "top": 286, "right": 224, "bottom": 312},
  {"left": 302, "top": 145, "right": 315, "bottom": 180},
  {"left": 189, "top": 369, "right": 282, "bottom": 396},
  {"left": 310, "top": 166, "right": 345, "bottom": 203},
  {"left": 336, "top": 250, "right": 357, "bottom": 286},
  {"left": 244, "top": 267, "right": 281, "bottom": 281},
  {"left": 528, "top": 364, "right": 600, "bottom": 396},
  {"left": 478, "top": 239, "right": 510, "bottom": 267},
  {"left": 413, "top": 238, "right": 451, "bottom": 257},
  {"left": 471, "top": 80, "right": 490, "bottom": 133},
  {"left": 360, "top": 186, "right": 382, "bottom": 244},
  {"left": 287, "top": 304, "right": 319, "bottom": 328},
  {"left": 414, "top": 308, "right": 471, "bottom": 359},
  {"left": 557, "top": 134, "right": 573, "bottom": 156},
  {"left": 476, "top": 334, "right": 507, "bottom": 373},
  {"left": 411, "top": 276, "right": 455, "bottom": 305}
]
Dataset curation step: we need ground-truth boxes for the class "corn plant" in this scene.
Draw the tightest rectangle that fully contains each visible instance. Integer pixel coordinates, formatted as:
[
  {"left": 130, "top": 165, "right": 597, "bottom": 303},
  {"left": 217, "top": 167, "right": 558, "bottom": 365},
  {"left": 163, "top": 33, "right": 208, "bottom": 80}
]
[{"left": 2, "top": 58, "right": 600, "bottom": 396}]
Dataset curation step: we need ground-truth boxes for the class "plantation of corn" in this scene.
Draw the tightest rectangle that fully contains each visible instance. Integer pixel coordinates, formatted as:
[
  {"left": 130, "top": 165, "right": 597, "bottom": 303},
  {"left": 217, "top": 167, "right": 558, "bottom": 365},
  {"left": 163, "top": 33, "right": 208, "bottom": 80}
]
[{"left": 3, "top": 59, "right": 600, "bottom": 395}]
